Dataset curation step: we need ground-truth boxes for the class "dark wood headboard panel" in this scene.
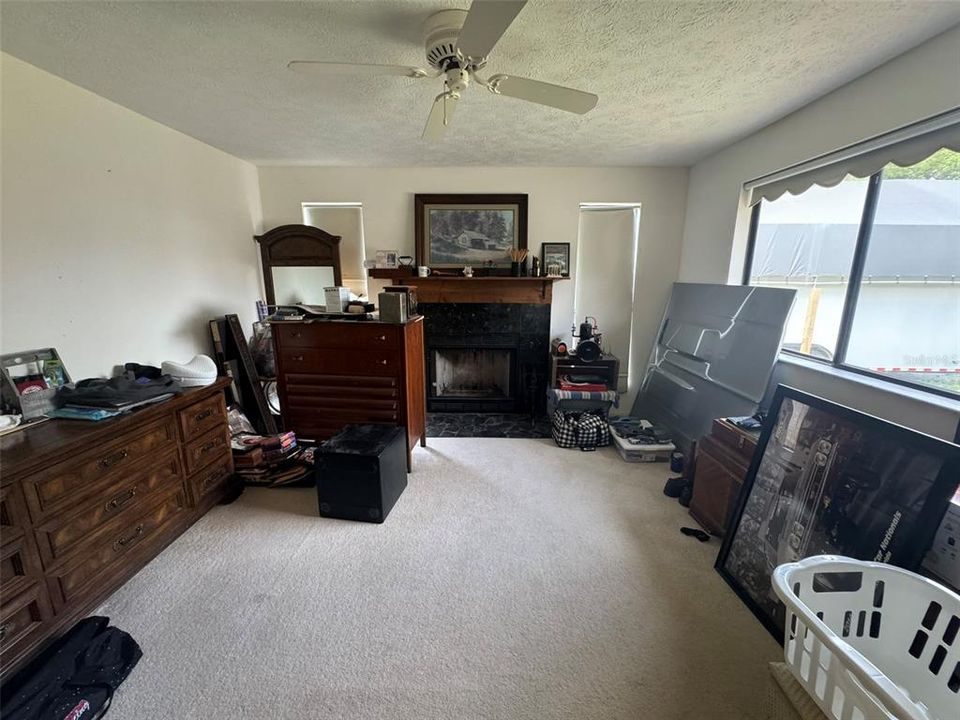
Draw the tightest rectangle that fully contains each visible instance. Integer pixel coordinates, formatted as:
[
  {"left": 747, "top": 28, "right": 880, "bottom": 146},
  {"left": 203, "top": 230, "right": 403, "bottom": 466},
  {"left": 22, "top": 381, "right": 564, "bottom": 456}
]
[{"left": 254, "top": 224, "right": 342, "bottom": 305}]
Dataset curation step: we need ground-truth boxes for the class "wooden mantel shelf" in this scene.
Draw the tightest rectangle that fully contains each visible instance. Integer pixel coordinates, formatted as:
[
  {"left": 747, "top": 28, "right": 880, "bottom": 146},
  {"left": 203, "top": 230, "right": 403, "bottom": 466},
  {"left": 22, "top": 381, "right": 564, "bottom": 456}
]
[{"left": 368, "top": 271, "right": 568, "bottom": 304}]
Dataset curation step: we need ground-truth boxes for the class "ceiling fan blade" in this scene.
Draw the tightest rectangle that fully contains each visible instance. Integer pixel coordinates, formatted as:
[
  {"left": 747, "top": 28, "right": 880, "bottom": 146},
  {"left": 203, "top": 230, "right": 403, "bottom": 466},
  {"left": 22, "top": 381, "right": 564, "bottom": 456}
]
[
  {"left": 489, "top": 74, "right": 598, "bottom": 114},
  {"left": 288, "top": 61, "right": 428, "bottom": 78},
  {"left": 423, "top": 92, "right": 459, "bottom": 141},
  {"left": 456, "top": 0, "right": 527, "bottom": 60}
]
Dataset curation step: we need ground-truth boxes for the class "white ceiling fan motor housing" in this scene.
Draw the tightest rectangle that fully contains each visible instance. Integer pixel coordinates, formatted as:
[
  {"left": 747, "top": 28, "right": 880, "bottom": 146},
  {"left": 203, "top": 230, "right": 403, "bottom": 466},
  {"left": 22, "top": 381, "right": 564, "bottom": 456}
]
[{"left": 423, "top": 9, "right": 469, "bottom": 69}]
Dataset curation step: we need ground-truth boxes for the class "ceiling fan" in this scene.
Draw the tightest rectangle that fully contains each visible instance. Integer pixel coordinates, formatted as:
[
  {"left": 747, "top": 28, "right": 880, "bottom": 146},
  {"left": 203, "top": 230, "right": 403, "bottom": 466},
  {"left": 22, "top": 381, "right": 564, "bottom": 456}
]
[{"left": 288, "top": 0, "right": 599, "bottom": 140}]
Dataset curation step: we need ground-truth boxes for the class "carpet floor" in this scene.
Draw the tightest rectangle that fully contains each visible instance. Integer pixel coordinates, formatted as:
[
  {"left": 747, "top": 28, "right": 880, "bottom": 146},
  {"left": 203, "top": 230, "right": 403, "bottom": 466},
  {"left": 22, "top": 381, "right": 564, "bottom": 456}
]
[{"left": 99, "top": 438, "right": 779, "bottom": 719}]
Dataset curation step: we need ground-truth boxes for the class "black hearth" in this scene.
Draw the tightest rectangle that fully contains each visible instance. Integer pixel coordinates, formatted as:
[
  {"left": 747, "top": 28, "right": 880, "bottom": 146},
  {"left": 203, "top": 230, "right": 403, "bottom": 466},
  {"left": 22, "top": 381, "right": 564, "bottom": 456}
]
[{"left": 420, "top": 303, "right": 550, "bottom": 414}]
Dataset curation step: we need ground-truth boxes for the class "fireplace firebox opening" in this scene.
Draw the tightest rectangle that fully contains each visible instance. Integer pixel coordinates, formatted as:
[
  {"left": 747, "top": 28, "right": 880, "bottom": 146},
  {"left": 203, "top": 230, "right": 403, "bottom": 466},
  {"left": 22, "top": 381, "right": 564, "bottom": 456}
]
[{"left": 433, "top": 348, "right": 512, "bottom": 399}]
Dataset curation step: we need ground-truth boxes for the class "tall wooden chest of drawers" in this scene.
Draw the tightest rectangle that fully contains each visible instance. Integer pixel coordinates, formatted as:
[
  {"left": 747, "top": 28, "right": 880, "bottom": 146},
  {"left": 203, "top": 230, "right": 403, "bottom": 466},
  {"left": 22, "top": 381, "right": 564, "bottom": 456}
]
[
  {"left": 688, "top": 418, "right": 760, "bottom": 536},
  {"left": 0, "top": 380, "right": 234, "bottom": 679},
  {"left": 272, "top": 317, "right": 427, "bottom": 470}
]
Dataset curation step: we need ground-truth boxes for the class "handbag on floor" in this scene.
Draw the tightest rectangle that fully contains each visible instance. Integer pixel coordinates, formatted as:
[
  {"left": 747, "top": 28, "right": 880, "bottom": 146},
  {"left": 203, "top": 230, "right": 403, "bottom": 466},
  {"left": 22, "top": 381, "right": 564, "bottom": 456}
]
[
  {"left": 552, "top": 409, "right": 611, "bottom": 451},
  {"left": 1, "top": 616, "right": 142, "bottom": 720}
]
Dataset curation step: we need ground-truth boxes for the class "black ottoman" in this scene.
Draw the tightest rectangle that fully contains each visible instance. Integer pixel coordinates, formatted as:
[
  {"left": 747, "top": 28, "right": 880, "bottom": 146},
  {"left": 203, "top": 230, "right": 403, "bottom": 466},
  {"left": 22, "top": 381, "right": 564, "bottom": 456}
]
[{"left": 315, "top": 424, "right": 407, "bottom": 523}]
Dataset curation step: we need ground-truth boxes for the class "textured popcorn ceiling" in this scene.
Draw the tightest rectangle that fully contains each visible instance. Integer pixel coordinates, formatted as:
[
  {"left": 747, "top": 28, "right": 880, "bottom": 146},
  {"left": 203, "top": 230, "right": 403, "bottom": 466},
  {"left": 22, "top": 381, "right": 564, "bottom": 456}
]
[{"left": 2, "top": 1, "right": 959, "bottom": 166}]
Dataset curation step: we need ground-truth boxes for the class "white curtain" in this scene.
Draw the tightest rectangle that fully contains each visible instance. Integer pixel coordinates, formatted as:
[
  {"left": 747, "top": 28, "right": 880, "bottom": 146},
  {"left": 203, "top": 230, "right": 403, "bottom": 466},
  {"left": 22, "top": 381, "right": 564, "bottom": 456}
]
[{"left": 744, "top": 108, "right": 960, "bottom": 206}]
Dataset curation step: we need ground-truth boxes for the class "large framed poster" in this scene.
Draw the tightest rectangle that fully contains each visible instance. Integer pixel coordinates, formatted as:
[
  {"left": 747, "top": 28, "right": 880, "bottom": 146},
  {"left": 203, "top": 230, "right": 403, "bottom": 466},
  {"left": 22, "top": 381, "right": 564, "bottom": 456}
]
[{"left": 716, "top": 385, "right": 960, "bottom": 640}]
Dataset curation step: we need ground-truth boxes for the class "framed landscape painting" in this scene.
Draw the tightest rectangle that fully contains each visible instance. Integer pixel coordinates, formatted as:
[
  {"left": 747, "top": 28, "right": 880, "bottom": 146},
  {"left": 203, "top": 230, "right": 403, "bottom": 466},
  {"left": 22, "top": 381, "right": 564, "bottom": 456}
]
[
  {"left": 415, "top": 194, "right": 528, "bottom": 270},
  {"left": 716, "top": 384, "right": 960, "bottom": 640}
]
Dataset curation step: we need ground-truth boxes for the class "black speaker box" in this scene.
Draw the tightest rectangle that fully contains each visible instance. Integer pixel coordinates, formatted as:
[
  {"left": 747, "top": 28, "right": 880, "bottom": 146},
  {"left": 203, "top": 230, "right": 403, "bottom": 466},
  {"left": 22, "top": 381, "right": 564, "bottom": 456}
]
[{"left": 315, "top": 424, "right": 407, "bottom": 523}]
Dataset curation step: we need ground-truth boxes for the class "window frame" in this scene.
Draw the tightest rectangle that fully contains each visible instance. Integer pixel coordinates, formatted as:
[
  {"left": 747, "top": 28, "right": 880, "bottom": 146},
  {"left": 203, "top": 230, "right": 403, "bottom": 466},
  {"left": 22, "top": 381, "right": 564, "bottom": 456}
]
[{"left": 743, "top": 171, "right": 959, "bottom": 401}]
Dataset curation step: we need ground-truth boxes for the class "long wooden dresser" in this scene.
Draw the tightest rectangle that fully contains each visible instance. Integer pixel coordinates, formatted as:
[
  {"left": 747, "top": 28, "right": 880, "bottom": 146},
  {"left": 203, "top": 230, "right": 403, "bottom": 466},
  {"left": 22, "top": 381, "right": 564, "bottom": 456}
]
[
  {"left": 272, "top": 317, "right": 426, "bottom": 469},
  {"left": 0, "top": 379, "right": 234, "bottom": 679}
]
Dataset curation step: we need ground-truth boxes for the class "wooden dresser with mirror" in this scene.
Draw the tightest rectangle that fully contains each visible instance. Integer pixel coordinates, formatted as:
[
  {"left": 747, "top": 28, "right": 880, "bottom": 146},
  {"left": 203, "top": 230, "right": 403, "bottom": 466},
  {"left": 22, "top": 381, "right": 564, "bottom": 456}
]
[
  {"left": 0, "top": 379, "right": 234, "bottom": 679},
  {"left": 256, "top": 224, "right": 427, "bottom": 469}
]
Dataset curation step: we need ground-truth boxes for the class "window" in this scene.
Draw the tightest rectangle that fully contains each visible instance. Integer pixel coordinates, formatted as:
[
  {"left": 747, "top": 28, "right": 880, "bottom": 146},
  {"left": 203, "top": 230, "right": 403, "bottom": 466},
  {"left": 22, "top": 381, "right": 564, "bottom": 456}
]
[{"left": 745, "top": 149, "right": 960, "bottom": 398}]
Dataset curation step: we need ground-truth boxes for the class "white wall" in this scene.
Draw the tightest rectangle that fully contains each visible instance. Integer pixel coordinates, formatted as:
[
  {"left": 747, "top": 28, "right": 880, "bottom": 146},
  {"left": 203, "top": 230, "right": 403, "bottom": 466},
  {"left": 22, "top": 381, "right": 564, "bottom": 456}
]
[
  {"left": 676, "top": 26, "right": 960, "bottom": 440},
  {"left": 1, "top": 54, "right": 263, "bottom": 379},
  {"left": 257, "top": 166, "right": 688, "bottom": 376}
]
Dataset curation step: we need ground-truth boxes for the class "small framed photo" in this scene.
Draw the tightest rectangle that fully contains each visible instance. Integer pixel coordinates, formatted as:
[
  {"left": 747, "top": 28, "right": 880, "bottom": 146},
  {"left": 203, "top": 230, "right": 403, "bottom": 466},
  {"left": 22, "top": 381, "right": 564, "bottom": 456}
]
[
  {"left": 376, "top": 250, "right": 399, "bottom": 269},
  {"left": 541, "top": 242, "right": 570, "bottom": 277}
]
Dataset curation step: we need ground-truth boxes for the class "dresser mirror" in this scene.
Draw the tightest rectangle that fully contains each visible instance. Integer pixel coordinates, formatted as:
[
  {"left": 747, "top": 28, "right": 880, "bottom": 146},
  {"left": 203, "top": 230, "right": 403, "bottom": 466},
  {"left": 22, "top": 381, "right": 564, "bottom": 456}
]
[
  {"left": 271, "top": 266, "right": 336, "bottom": 305},
  {"left": 255, "top": 224, "right": 342, "bottom": 306}
]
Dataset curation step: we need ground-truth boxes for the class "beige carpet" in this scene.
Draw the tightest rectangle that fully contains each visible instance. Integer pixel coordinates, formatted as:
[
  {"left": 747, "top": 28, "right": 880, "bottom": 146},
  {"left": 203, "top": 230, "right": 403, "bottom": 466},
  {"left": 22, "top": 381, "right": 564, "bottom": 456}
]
[{"left": 98, "top": 438, "right": 780, "bottom": 719}]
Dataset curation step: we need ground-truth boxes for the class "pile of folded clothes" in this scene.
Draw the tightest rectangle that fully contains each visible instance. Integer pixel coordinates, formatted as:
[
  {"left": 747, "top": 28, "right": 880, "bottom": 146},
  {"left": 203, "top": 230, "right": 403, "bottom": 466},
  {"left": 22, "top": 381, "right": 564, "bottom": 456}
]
[
  {"left": 558, "top": 373, "right": 609, "bottom": 392},
  {"left": 53, "top": 367, "right": 182, "bottom": 421},
  {"left": 607, "top": 417, "right": 676, "bottom": 463}
]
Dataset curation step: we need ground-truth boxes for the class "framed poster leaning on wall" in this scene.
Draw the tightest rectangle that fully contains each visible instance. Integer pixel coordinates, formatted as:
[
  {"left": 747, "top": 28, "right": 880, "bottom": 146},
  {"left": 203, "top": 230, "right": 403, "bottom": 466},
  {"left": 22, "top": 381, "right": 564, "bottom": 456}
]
[{"left": 716, "top": 384, "right": 960, "bottom": 640}]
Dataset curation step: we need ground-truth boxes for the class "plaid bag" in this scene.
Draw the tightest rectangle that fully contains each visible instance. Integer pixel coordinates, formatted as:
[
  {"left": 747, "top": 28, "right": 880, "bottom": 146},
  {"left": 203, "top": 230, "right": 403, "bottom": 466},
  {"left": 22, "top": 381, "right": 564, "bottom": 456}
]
[{"left": 552, "top": 409, "right": 611, "bottom": 451}]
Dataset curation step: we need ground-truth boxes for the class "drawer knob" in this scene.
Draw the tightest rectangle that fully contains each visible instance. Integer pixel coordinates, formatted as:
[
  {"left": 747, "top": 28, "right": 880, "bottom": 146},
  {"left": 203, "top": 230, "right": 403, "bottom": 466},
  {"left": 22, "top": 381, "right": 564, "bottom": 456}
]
[
  {"left": 113, "top": 523, "right": 144, "bottom": 551},
  {"left": 379, "top": 359, "right": 387, "bottom": 365},
  {"left": 377, "top": 335, "right": 386, "bottom": 341},
  {"left": 292, "top": 354, "right": 304, "bottom": 361},
  {"left": 194, "top": 408, "right": 213, "bottom": 423},
  {"left": 105, "top": 486, "right": 138, "bottom": 512},
  {"left": 200, "top": 440, "right": 219, "bottom": 453},
  {"left": 98, "top": 449, "right": 129, "bottom": 470}
]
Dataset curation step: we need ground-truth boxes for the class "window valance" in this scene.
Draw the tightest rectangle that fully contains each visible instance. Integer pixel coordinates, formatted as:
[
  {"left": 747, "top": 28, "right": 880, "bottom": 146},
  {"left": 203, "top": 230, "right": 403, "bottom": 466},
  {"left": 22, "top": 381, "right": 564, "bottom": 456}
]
[{"left": 744, "top": 108, "right": 960, "bottom": 206}]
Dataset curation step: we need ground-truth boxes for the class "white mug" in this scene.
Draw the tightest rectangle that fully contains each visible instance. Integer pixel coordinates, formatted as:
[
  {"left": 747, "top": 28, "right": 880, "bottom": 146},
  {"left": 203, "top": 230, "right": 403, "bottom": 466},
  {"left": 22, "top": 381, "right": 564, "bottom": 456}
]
[{"left": 418, "top": 266, "right": 432, "bottom": 278}]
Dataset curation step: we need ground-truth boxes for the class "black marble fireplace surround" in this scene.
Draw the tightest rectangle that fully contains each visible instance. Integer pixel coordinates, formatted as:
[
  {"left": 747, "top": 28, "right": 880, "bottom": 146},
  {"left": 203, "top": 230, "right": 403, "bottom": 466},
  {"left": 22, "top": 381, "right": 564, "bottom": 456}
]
[{"left": 420, "top": 303, "right": 550, "bottom": 414}]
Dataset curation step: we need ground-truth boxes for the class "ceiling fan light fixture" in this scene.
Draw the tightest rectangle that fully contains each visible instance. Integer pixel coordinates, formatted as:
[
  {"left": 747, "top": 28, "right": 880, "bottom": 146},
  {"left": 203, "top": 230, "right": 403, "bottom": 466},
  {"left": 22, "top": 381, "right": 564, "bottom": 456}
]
[{"left": 289, "top": 0, "right": 598, "bottom": 141}]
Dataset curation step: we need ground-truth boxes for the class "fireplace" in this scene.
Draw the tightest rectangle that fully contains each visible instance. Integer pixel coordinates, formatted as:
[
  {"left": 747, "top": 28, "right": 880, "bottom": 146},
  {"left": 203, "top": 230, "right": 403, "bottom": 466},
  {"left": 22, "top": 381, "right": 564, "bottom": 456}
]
[
  {"left": 433, "top": 348, "right": 514, "bottom": 399},
  {"left": 421, "top": 303, "right": 550, "bottom": 414}
]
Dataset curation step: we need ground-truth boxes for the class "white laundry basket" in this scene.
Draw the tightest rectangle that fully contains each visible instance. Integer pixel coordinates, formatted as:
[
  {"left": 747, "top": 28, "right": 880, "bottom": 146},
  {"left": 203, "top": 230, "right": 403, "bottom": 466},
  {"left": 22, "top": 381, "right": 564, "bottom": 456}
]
[{"left": 771, "top": 556, "right": 959, "bottom": 720}]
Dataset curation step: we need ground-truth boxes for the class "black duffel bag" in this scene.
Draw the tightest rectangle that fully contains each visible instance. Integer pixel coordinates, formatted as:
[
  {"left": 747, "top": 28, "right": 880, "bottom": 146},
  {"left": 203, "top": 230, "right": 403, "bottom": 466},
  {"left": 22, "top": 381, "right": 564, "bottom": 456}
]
[{"left": 1, "top": 616, "right": 142, "bottom": 720}]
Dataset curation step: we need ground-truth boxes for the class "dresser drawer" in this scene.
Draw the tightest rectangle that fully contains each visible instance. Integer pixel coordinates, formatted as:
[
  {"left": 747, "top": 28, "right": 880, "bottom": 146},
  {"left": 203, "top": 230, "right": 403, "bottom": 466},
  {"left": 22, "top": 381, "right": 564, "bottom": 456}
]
[
  {"left": 277, "top": 323, "right": 399, "bottom": 350},
  {"left": 1, "top": 531, "right": 42, "bottom": 587},
  {"left": 32, "top": 450, "right": 183, "bottom": 569},
  {"left": 1, "top": 483, "right": 29, "bottom": 531},
  {"left": 183, "top": 426, "right": 230, "bottom": 475},
  {"left": 178, "top": 392, "right": 227, "bottom": 440},
  {"left": 281, "top": 348, "right": 399, "bottom": 377},
  {"left": 45, "top": 490, "right": 188, "bottom": 610},
  {"left": 0, "top": 580, "right": 53, "bottom": 660},
  {"left": 710, "top": 419, "right": 758, "bottom": 466},
  {"left": 286, "top": 395, "right": 398, "bottom": 413},
  {"left": 284, "top": 374, "right": 398, "bottom": 397},
  {"left": 21, "top": 417, "right": 179, "bottom": 521},
  {"left": 191, "top": 454, "right": 233, "bottom": 505},
  {"left": 286, "top": 405, "right": 399, "bottom": 427}
]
